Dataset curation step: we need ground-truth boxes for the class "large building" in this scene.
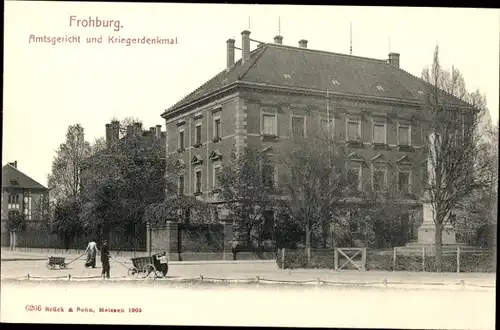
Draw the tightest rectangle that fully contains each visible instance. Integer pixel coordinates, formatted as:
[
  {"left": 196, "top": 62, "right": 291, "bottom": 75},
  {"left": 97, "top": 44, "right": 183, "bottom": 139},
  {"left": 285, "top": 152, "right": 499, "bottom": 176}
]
[
  {"left": 160, "top": 30, "right": 471, "bottom": 247},
  {"left": 1, "top": 161, "right": 49, "bottom": 248}
]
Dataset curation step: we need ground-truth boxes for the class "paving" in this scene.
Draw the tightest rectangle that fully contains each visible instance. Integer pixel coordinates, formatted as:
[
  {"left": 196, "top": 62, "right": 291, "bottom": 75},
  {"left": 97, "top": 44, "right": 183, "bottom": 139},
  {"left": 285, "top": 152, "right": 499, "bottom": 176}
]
[{"left": 1, "top": 251, "right": 496, "bottom": 289}]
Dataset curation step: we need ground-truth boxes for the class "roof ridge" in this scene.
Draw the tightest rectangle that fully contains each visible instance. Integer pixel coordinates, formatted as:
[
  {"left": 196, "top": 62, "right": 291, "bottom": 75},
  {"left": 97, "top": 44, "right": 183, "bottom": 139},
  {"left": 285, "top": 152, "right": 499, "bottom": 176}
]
[
  {"left": 266, "top": 43, "right": 387, "bottom": 64},
  {"left": 239, "top": 45, "right": 268, "bottom": 81},
  {"left": 166, "top": 46, "right": 267, "bottom": 112}
]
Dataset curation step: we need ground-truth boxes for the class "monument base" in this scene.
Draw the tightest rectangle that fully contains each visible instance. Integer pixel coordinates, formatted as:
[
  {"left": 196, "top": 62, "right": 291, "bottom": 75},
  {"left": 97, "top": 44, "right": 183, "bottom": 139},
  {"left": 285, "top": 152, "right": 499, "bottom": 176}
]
[
  {"left": 417, "top": 222, "right": 457, "bottom": 245},
  {"left": 418, "top": 199, "right": 457, "bottom": 245}
]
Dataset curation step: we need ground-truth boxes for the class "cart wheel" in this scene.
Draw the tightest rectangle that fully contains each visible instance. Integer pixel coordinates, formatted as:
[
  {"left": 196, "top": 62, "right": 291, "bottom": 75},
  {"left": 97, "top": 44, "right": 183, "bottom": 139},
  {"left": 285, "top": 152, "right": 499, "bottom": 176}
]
[
  {"left": 59, "top": 263, "right": 67, "bottom": 269},
  {"left": 127, "top": 267, "right": 138, "bottom": 278},
  {"left": 144, "top": 264, "right": 156, "bottom": 279},
  {"left": 46, "top": 263, "right": 55, "bottom": 270},
  {"left": 138, "top": 268, "right": 148, "bottom": 278}
]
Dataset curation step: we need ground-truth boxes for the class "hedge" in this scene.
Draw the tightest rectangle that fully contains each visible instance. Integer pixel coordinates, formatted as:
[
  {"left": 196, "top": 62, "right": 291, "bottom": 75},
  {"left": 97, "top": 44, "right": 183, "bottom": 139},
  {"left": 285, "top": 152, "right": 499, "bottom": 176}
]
[{"left": 277, "top": 249, "right": 495, "bottom": 272}]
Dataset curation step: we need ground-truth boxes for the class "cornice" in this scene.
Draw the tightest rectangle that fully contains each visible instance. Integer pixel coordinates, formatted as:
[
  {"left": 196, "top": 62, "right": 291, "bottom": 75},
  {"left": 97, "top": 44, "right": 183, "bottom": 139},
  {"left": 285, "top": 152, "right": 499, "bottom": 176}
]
[{"left": 163, "top": 80, "right": 473, "bottom": 121}]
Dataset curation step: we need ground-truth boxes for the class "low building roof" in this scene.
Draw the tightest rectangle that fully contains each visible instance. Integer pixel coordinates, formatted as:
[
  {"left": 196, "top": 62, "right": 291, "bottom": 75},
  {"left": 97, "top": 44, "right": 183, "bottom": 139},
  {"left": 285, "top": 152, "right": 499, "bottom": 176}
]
[{"left": 2, "top": 163, "right": 48, "bottom": 190}]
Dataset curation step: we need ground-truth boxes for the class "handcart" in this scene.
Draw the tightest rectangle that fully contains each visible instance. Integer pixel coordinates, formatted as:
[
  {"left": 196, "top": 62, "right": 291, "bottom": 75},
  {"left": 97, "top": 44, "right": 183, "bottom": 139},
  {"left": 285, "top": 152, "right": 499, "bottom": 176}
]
[
  {"left": 128, "top": 252, "right": 169, "bottom": 278},
  {"left": 46, "top": 256, "right": 68, "bottom": 269}
]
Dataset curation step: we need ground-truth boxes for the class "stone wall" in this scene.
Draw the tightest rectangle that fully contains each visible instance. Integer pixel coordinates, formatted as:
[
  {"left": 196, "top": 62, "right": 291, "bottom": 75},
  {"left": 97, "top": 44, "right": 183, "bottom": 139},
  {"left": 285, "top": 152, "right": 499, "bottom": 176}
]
[{"left": 0, "top": 220, "right": 147, "bottom": 251}]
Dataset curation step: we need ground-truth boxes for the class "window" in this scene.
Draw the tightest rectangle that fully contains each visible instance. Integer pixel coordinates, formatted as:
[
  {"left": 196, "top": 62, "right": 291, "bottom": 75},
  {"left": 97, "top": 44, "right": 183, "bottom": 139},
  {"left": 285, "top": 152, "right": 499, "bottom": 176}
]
[
  {"left": 8, "top": 194, "right": 20, "bottom": 210},
  {"left": 373, "top": 122, "right": 386, "bottom": 144},
  {"left": 195, "top": 123, "right": 202, "bottom": 145},
  {"left": 8, "top": 194, "right": 19, "bottom": 204},
  {"left": 398, "top": 125, "right": 410, "bottom": 146},
  {"left": 262, "top": 113, "right": 277, "bottom": 136},
  {"left": 213, "top": 165, "right": 221, "bottom": 188},
  {"left": 178, "top": 129, "right": 185, "bottom": 150},
  {"left": 23, "top": 195, "right": 32, "bottom": 220},
  {"left": 262, "top": 164, "right": 275, "bottom": 189},
  {"left": 347, "top": 119, "right": 361, "bottom": 141},
  {"left": 347, "top": 167, "right": 361, "bottom": 190},
  {"left": 178, "top": 176, "right": 185, "bottom": 196},
  {"left": 372, "top": 169, "right": 386, "bottom": 191},
  {"left": 213, "top": 117, "right": 221, "bottom": 140},
  {"left": 398, "top": 171, "right": 410, "bottom": 194},
  {"left": 291, "top": 116, "right": 305, "bottom": 137},
  {"left": 321, "top": 118, "right": 334, "bottom": 136},
  {"left": 449, "top": 130, "right": 462, "bottom": 147},
  {"left": 194, "top": 170, "right": 202, "bottom": 194}
]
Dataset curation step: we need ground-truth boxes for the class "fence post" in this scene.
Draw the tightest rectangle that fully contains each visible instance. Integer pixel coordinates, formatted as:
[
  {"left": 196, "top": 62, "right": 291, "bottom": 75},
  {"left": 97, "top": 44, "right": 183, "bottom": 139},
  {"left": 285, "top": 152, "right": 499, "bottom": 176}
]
[
  {"left": 393, "top": 247, "right": 397, "bottom": 271},
  {"left": 456, "top": 245, "right": 460, "bottom": 273},
  {"left": 334, "top": 248, "right": 338, "bottom": 271},
  {"left": 281, "top": 248, "right": 285, "bottom": 269},
  {"left": 422, "top": 246, "right": 425, "bottom": 272},
  {"left": 362, "top": 247, "right": 367, "bottom": 271}
]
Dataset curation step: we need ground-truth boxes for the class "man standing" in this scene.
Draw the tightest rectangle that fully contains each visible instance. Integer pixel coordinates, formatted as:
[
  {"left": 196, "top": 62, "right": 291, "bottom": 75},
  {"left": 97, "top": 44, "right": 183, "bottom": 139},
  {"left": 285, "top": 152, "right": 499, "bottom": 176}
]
[
  {"left": 101, "top": 240, "right": 110, "bottom": 279},
  {"left": 84, "top": 239, "right": 98, "bottom": 268}
]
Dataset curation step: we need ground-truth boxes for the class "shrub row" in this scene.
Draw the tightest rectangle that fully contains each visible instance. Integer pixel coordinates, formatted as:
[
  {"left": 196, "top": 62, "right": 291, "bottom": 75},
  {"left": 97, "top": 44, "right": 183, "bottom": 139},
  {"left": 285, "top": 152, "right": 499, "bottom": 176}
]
[{"left": 277, "top": 249, "right": 495, "bottom": 272}]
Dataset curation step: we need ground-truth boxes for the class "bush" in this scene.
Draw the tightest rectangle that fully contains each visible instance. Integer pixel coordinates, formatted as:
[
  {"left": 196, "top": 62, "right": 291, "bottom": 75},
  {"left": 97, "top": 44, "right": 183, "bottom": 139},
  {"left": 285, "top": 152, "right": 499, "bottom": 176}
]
[
  {"left": 277, "top": 249, "right": 495, "bottom": 272},
  {"left": 276, "top": 249, "right": 334, "bottom": 269}
]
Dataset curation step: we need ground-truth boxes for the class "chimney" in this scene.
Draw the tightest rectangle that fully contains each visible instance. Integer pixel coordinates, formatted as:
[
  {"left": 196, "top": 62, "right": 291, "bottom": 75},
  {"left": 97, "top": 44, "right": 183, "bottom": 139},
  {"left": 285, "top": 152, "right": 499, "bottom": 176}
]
[
  {"left": 226, "top": 39, "right": 235, "bottom": 69},
  {"left": 241, "top": 30, "right": 251, "bottom": 64},
  {"left": 8, "top": 161, "right": 17, "bottom": 168},
  {"left": 388, "top": 52, "right": 400, "bottom": 68},
  {"left": 110, "top": 120, "right": 120, "bottom": 141},
  {"left": 155, "top": 125, "right": 162, "bottom": 140},
  {"left": 274, "top": 35, "right": 283, "bottom": 44},
  {"left": 105, "top": 123, "right": 112, "bottom": 143},
  {"left": 133, "top": 122, "right": 142, "bottom": 136},
  {"left": 298, "top": 39, "right": 308, "bottom": 48},
  {"left": 126, "top": 125, "right": 134, "bottom": 137}
]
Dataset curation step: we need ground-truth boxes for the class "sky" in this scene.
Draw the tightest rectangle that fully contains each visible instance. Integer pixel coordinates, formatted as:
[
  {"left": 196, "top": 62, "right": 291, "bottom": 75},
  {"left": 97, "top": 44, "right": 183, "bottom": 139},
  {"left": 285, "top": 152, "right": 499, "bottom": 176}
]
[{"left": 3, "top": 2, "right": 499, "bottom": 187}]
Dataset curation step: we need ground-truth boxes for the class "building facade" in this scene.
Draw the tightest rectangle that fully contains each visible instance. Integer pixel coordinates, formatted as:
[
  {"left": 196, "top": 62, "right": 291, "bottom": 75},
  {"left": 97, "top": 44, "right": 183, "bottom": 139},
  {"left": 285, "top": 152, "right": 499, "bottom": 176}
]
[
  {"left": 161, "top": 30, "right": 471, "bottom": 248},
  {"left": 1, "top": 161, "right": 49, "bottom": 248}
]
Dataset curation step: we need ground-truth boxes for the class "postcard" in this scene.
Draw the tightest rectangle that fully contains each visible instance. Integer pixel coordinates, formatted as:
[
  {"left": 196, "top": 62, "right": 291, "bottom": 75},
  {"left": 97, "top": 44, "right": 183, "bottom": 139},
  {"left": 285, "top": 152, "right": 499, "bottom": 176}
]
[{"left": 1, "top": 2, "right": 498, "bottom": 329}]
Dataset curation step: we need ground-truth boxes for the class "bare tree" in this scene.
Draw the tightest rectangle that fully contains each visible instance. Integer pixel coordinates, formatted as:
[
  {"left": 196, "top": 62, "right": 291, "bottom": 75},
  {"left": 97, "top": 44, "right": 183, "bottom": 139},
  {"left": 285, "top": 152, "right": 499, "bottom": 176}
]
[
  {"left": 218, "top": 147, "right": 278, "bottom": 250},
  {"left": 421, "top": 45, "right": 493, "bottom": 271},
  {"left": 279, "top": 127, "right": 350, "bottom": 260},
  {"left": 47, "top": 124, "right": 91, "bottom": 202}
]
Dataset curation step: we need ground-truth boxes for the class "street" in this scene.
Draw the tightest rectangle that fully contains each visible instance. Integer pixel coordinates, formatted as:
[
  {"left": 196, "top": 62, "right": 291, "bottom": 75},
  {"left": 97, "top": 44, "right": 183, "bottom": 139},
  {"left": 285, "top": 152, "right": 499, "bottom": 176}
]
[{"left": 1, "top": 251, "right": 496, "bottom": 289}]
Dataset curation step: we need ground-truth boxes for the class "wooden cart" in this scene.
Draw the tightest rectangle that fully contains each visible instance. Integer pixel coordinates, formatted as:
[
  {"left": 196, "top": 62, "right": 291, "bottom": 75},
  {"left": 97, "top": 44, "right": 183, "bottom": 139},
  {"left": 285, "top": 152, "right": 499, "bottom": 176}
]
[
  {"left": 46, "top": 256, "right": 67, "bottom": 270},
  {"left": 128, "top": 252, "right": 168, "bottom": 278}
]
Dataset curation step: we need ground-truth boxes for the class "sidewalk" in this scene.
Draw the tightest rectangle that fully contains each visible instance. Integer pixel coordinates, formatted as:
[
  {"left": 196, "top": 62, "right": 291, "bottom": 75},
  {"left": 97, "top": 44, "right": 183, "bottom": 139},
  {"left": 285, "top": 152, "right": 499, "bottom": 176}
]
[{"left": 0, "top": 250, "right": 276, "bottom": 265}]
